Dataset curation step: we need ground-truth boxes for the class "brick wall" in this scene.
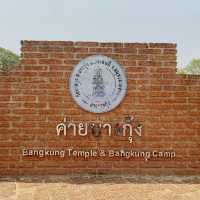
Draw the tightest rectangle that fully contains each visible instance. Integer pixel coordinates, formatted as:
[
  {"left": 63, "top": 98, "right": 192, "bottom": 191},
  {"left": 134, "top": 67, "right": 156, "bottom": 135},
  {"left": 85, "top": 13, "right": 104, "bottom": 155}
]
[{"left": 0, "top": 40, "right": 200, "bottom": 176}]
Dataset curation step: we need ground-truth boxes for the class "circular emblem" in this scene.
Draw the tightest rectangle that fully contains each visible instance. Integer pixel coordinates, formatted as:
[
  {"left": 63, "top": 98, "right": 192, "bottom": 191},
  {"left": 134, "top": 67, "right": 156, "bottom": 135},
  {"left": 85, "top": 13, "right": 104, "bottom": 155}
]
[{"left": 69, "top": 55, "right": 127, "bottom": 113}]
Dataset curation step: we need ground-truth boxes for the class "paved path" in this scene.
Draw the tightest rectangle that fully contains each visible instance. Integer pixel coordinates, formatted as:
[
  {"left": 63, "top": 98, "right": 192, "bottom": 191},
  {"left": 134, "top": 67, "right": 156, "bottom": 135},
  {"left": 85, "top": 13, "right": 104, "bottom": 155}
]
[{"left": 0, "top": 176, "right": 200, "bottom": 200}]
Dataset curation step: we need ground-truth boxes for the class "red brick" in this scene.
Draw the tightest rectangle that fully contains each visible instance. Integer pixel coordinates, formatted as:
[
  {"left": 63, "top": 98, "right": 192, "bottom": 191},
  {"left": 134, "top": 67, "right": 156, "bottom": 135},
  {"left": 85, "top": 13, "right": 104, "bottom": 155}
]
[
  {"left": 149, "top": 55, "right": 176, "bottom": 61},
  {"left": 64, "top": 47, "right": 88, "bottom": 53},
  {"left": 163, "top": 49, "right": 177, "bottom": 54},
  {"left": 39, "top": 59, "right": 63, "bottom": 65},
  {"left": 89, "top": 47, "right": 112, "bottom": 53},
  {"left": 124, "top": 55, "right": 148, "bottom": 60},
  {"left": 23, "top": 102, "right": 47, "bottom": 108},
  {"left": 21, "top": 59, "right": 38, "bottom": 65},
  {"left": 138, "top": 61, "right": 162, "bottom": 67},
  {"left": 12, "top": 96, "right": 36, "bottom": 101},
  {"left": 13, "top": 109, "right": 37, "bottom": 115},
  {"left": 21, "top": 46, "right": 38, "bottom": 52},
  {"left": 124, "top": 43, "right": 148, "bottom": 48},
  {"left": 23, "top": 66, "right": 48, "bottom": 71},
  {"left": 22, "top": 53, "right": 48, "bottom": 58},
  {"left": 50, "top": 53, "right": 74, "bottom": 59},
  {"left": 38, "top": 46, "right": 64, "bottom": 52},
  {"left": 0, "top": 116, "right": 21, "bottom": 121},
  {"left": 139, "top": 48, "right": 161, "bottom": 54},
  {"left": 38, "top": 72, "right": 63, "bottom": 77},
  {"left": 75, "top": 41, "right": 99, "bottom": 47},
  {"left": 149, "top": 43, "right": 176, "bottom": 48},
  {"left": 64, "top": 60, "right": 78, "bottom": 65},
  {"left": 114, "top": 48, "right": 137, "bottom": 54},
  {"left": 0, "top": 96, "right": 10, "bottom": 101}
]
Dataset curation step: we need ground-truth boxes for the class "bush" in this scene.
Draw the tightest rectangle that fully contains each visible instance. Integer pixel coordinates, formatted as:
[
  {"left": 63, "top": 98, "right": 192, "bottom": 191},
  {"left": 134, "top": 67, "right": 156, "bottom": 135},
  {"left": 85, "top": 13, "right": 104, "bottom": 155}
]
[{"left": 0, "top": 47, "right": 19, "bottom": 72}]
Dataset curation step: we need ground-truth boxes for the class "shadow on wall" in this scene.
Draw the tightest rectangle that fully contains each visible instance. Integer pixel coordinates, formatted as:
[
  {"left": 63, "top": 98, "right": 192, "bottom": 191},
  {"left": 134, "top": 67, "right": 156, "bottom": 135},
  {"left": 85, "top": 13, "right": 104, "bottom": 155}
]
[{"left": 1, "top": 175, "right": 200, "bottom": 184}]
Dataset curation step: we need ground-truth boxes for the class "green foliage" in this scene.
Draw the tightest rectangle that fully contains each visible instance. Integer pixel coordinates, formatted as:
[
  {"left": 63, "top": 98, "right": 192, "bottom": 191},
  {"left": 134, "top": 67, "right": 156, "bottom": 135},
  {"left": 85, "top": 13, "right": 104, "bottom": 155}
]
[
  {"left": 0, "top": 47, "right": 19, "bottom": 72},
  {"left": 178, "top": 58, "right": 200, "bottom": 75}
]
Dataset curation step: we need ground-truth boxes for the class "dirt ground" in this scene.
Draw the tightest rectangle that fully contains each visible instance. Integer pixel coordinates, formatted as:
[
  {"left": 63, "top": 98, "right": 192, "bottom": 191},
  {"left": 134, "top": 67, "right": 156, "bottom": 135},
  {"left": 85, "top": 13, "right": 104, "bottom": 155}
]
[{"left": 0, "top": 175, "right": 200, "bottom": 200}]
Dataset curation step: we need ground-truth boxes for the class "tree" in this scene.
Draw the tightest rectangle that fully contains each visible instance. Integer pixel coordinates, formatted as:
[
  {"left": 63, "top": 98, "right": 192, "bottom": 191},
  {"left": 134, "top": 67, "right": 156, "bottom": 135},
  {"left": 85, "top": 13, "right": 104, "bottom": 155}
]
[
  {"left": 0, "top": 47, "right": 19, "bottom": 72},
  {"left": 177, "top": 58, "right": 200, "bottom": 75}
]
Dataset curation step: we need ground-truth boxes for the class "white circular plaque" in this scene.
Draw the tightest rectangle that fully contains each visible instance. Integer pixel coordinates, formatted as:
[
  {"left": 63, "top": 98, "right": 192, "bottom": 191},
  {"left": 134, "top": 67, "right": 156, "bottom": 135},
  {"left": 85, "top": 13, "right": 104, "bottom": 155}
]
[{"left": 69, "top": 55, "right": 127, "bottom": 113}]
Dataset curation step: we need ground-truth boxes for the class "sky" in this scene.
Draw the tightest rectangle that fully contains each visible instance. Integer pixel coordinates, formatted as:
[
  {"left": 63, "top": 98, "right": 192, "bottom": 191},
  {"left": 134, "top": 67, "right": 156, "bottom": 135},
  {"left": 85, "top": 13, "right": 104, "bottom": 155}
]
[{"left": 0, "top": 0, "right": 199, "bottom": 68}]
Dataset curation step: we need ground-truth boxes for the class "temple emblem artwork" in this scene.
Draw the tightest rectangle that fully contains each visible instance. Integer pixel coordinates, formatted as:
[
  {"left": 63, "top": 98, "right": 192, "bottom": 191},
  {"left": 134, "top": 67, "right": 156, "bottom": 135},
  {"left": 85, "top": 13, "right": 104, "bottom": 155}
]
[{"left": 69, "top": 55, "right": 127, "bottom": 113}]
